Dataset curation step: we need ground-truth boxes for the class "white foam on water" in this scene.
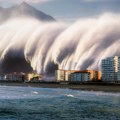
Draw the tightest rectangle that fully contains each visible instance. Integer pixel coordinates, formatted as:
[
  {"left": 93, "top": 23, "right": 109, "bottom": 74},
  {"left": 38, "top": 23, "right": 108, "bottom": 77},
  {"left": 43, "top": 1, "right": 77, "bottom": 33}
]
[{"left": 0, "top": 85, "right": 120, "bottom": 100}]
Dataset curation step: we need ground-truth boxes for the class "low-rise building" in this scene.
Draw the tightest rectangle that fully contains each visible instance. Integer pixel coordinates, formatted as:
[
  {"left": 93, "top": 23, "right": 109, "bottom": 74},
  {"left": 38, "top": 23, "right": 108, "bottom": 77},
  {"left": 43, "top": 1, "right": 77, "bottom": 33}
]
[
  {"left": 70, "top": 72, "right": 90, "bottom": 82},
  {"left": 4, "top": 72, "right": 25, "bottom": 81},
  {"left": 83, "top": 70, "right": 102, "bottom": 81},
  {"left": 65, "top": 70, "right": 78, "bottom": 81},
  {"left": 55, "top": 69, "right": 101, "bottom": 82},
  {"left": 55, "top": 70, "right": 65, "bottom": 81},
  {"left": 26, "top": 73, "right": 42, "bottom": 82},
  {"left": 0, "top": 74, "right": 5, "bottom": 80},
  {"left": 55, "top": 70, "right": 80, "bottom": 81}
]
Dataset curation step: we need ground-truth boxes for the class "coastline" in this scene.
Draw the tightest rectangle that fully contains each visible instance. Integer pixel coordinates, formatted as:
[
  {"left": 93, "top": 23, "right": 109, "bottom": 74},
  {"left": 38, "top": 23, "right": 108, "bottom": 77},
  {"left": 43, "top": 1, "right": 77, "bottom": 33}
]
[{"left": 0, "top": 81, "right": 120, "bottom": 92}]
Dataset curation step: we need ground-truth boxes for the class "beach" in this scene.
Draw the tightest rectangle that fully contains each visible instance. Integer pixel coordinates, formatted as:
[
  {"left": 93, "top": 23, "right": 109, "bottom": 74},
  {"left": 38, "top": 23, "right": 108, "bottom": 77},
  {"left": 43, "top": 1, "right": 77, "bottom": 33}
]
[{"left": 0, "top": 81, "right": 120, "bottom": 92}]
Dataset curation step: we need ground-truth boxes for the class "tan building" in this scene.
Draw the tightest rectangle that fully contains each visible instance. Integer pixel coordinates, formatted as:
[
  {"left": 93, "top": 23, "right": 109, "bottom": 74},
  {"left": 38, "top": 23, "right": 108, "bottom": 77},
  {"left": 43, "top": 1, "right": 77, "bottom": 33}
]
[
  {"left": 27, "top": 73, "right": 42, "bottom": 82},
  {"left": 83, "top": 70, "right": 102, "bottom": 81},
  {"left": 55, "top": 70, "right": 65, "bottom": 81},
  {"left": 55, "top": 69, "right": 101, "bottom": 82},
  {"left": 55, "top": 70, "right": 80, "bottom": 81},
  {"left": 97, "top": 71, "right": 102, "bottom": 81}
]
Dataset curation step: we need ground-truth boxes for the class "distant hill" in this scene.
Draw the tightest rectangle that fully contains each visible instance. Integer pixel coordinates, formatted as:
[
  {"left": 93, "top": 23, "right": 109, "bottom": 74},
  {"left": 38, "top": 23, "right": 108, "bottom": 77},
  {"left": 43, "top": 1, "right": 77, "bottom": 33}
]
[{"left": 0, "top": 2, "right": 55, "bottom": 22}]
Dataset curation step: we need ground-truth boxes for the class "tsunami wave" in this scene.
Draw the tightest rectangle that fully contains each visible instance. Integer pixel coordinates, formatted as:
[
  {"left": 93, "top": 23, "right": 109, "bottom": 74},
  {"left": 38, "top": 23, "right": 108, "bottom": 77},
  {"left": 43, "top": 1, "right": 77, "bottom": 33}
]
[{"left": 0, "top": 13, "right": 120, "bottom": 74}]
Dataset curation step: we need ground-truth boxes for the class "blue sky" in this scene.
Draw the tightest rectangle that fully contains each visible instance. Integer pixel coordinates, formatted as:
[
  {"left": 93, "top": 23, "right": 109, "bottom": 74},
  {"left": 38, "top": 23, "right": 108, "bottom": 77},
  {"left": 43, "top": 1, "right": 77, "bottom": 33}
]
[{"left": 0, "top": 0, "right": 120, "bottom": 22}]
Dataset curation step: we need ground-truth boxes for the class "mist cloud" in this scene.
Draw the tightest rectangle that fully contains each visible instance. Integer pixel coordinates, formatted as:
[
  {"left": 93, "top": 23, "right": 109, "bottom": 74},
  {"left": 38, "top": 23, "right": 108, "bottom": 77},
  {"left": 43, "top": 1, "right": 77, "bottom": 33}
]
[{"left": 0, "top": 13, "right": 120, "bottom": 74}]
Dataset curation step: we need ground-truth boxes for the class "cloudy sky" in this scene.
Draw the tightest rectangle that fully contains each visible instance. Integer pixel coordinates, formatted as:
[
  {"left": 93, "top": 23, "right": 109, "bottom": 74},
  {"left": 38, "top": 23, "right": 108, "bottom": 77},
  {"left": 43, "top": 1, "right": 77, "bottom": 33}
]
[{"left": 0, "top": 0, "right": 120, "bottom": 22}]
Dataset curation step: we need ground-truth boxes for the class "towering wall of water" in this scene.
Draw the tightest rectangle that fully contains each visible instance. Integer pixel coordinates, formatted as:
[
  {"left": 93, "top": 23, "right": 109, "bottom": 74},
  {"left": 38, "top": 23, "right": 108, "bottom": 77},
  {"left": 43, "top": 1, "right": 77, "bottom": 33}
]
[{"left": 0, "top": 13, "right": 120, "bottom": 74}]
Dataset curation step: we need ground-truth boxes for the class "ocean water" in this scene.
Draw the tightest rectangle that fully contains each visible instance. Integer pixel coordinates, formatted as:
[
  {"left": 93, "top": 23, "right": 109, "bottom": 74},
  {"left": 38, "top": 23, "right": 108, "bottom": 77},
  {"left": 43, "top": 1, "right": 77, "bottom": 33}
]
[{"left": 0, "top": 86, "right": 120, "bottom": 120}]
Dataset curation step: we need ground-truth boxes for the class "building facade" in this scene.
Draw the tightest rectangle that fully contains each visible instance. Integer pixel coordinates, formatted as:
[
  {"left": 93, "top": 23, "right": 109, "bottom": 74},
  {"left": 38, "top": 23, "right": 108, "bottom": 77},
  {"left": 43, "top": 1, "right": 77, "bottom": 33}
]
[
  {"left": 83, "top": 70, "right": 101, "bottom": 81},
  {"left": 70, "top": 72, "right": 90, "bottom": 82},
  {"left": 65, "top": 70, "right": 78, "bottom": 81},
  {"left": 0, "top": 74, "right": 5, "bottom": 80},
  {"left": 4, "top": 73, "right": 25, "bottom": 81},
  {"left": 55, "top": 70, "right": 65, "bottom": 81},
  {"left": 101, "top": 56, "right": 120, "bottom": 81},
  {"left": 27, "top": 73, "right": 42, "bottom": 82},
  {"left": 55, "top": 70, "right": 80, "bottom": 81},
  {"left": 55, "top": 69, "right": 101, "bottom": 82}
]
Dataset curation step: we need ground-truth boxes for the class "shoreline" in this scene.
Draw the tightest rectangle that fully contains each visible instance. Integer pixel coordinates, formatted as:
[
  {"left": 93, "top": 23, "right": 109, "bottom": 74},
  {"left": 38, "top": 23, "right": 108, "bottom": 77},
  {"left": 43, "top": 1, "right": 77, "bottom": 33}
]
[{"left": 0, "top": 82, "right": 120, "bottom": 92}]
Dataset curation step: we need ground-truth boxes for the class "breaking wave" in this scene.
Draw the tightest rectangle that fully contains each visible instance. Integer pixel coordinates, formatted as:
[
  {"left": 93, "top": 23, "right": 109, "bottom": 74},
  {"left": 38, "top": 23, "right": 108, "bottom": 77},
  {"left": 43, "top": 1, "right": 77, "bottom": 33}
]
[{"left": 0, "top": 13, "right": 120, "bottom": 74}]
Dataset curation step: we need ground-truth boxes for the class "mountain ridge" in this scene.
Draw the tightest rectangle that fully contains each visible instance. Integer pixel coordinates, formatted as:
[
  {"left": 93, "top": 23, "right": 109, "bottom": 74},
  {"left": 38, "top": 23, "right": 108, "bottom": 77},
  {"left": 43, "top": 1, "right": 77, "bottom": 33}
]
[{"left": 0, "top": 2, "right": 55, "bottom": 22}]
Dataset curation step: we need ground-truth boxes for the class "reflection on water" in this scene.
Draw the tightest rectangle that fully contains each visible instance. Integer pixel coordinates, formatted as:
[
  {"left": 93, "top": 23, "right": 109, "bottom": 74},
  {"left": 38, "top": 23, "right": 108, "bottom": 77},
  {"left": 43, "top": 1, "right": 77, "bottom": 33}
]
[{"left": 0, "top": 86, "right": 120, "bottom": 120}]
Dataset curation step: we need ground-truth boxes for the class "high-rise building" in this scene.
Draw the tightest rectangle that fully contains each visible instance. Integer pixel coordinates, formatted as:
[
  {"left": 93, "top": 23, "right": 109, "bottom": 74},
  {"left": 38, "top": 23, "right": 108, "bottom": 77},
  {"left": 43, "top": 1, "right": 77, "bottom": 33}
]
[{"left": 101, "top": 56, "right": 120, "bottom": 81}]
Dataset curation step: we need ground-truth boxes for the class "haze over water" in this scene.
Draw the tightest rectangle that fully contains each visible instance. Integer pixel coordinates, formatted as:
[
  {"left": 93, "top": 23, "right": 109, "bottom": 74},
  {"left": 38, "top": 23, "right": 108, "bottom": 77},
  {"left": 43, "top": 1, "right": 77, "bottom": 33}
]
[{"left": 0, "top": 86, "right": 120, "bottom": 120}]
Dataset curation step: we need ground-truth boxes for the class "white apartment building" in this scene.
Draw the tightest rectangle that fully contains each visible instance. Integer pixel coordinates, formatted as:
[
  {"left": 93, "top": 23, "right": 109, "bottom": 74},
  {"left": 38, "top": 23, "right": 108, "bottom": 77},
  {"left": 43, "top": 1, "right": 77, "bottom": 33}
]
[{"left": 101, "top": 56, "right": 120, "bottom": 81}]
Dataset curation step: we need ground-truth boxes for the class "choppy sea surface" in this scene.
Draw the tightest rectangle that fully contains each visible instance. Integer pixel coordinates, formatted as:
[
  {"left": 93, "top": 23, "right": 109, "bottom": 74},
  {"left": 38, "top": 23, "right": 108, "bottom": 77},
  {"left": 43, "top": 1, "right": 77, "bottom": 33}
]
[{"left": 0, "top": 86, "right": 120, "bottom": 120}]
